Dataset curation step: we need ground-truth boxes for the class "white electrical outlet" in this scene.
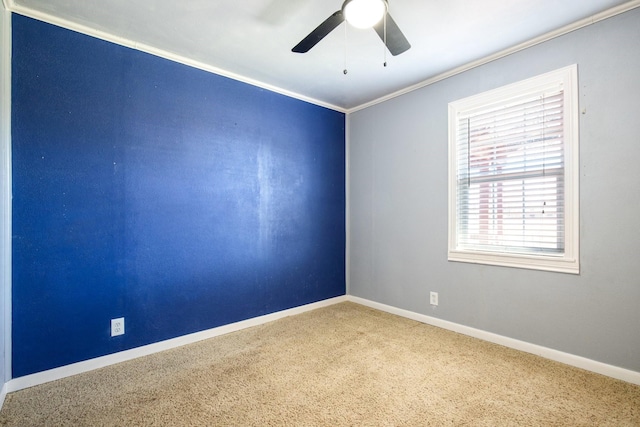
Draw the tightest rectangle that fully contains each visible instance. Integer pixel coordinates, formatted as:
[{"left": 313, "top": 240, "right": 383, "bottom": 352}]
[
  {"left": 111, "top": 317, "right": 125, "bottom": 337},
  {"left": 430, "top": 292, "right": 439, "bottom": 306}
]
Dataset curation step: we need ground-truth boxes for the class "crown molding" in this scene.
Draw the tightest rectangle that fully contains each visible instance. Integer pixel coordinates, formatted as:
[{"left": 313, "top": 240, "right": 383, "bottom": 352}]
[
  {"left": 2, "top": 0, "right": 347, "bottom": 113},
  {"left": 346, "top": 0, "right": 640, "bottom": 113},
  {"left": 3, "top": 0, "right": 640, "bottom": 112}
]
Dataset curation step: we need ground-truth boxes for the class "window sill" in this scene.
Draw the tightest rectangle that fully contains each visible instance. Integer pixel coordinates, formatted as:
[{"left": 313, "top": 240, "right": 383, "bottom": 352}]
[{"left": 448, "top": 249, "right": 579, "bottom": 274}]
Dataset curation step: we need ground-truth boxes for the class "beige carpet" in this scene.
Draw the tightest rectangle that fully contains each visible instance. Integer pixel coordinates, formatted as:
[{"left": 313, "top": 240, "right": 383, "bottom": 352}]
[{"left": 1, "top": 302, "right": 639, "bottom": 426}]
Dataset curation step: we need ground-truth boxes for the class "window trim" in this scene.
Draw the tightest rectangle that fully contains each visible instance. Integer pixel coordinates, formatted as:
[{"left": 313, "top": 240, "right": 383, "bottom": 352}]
[{"left": 448, "top": 65, "right": 579, "bottom": 274}]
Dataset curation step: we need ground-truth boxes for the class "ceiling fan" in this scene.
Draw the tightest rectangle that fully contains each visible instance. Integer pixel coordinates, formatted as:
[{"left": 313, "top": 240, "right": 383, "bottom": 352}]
[{"left": 292, "top": 0, "right": 411, "bottom": 56}]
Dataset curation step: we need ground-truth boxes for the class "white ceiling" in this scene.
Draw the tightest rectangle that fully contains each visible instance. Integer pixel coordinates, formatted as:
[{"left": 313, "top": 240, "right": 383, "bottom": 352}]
[{"left": 5, "top": 0, "right": 638, "bottom": 111}]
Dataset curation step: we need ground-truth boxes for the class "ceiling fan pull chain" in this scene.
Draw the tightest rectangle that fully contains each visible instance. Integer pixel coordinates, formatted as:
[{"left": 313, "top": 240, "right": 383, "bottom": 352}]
[
  {"left": 383, "top": 9, "right": 387, "bottom": 67},
  {"left": 344, "top": 20, "right": 348, "bottom": 75}
]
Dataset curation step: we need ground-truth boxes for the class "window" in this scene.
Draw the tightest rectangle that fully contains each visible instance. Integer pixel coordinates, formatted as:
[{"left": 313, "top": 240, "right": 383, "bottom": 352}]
[{"left": 448, "top": 65, "right": 579, "bottom": 274}]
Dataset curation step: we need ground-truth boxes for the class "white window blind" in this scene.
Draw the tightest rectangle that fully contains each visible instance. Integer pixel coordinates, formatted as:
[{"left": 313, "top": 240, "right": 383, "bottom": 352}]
[
  {"left": 456, "top": 90, "right": 565, "bottom": 255},
  {"left": 448, "top": 65, "right": 579, "bottom": 274}
]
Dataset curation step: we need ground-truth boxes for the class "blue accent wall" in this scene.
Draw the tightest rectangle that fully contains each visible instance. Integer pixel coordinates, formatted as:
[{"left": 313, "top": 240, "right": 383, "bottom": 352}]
[{"left": 11, "top": 15, "right": 345, "bottom": 378}]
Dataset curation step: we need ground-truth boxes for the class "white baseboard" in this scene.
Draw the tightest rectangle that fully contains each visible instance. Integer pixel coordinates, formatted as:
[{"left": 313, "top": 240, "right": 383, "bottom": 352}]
[
  {"left": 5, "top": 296, "right": 347, "bottom": 394},
  {"left": 347, "top": 296, "right": 640, "bottom": 386},
  {"left": 5, "top": 293, "right": 638, "bottom": 402}
]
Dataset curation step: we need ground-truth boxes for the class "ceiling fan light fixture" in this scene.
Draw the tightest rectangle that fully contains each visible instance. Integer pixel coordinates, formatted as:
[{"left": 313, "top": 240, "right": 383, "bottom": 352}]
[
  {"left": 292, "top": 0, "right": 409, "bottom": 56},
  {"left": 342, "top": 0, "right": 387, "bottom": 29}
]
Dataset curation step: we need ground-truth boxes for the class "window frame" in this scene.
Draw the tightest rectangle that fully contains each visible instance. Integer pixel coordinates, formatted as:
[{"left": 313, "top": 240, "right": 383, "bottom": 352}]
[{"left": 448, "top": 65, "right": 579, "bottom": 274}]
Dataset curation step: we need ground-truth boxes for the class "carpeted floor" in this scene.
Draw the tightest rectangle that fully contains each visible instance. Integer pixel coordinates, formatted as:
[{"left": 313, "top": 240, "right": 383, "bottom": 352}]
[{"left": 1, "top": 302, "right": 639, "bottom": 426}]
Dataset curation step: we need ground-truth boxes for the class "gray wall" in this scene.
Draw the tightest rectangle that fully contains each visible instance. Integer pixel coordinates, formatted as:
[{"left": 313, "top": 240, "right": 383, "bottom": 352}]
[
  {"left": 348, "top": 8, "right": 640, "bottom": 372},
  {"left": 1, "top": 3, "right": 10, "bottom": 389}
]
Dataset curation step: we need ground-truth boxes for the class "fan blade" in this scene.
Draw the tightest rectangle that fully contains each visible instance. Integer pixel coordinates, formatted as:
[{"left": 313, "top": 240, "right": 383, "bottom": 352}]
[
  {"left": 373, "top": 13, "right": 411, "bottom": 56},
  {"left": 292, "top": 10, "right": 344, "bottom": 53}
]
